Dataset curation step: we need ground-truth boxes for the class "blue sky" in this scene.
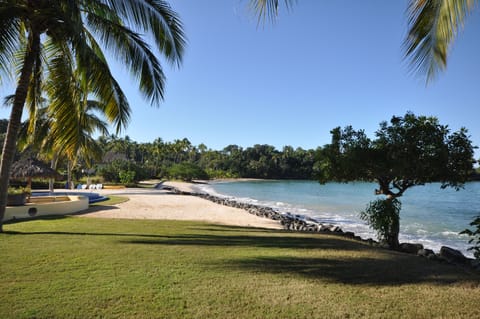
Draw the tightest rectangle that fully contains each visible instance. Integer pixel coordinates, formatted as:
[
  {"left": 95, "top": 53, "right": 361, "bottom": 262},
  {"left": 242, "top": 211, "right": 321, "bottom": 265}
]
[{"left": 1, "top": 1, "right": 480, "bottom": 154}]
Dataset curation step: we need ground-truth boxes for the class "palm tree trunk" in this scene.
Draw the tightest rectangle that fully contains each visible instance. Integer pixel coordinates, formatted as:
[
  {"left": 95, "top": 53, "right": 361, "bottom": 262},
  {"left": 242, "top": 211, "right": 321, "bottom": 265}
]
[
  {"left": 49, "top": 155, "right": 58, "bottom": 193},
  {"left": 67, "top": 160, "right": 72, "bottom": 190},
  {"left": 0, "top": 32, "right": 40, "bottom": 232}
]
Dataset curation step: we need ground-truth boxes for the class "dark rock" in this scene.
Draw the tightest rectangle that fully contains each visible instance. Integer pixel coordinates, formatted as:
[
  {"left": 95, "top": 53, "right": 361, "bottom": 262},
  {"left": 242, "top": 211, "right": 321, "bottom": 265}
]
[
  {"left": 329, "top": 225, "right": 341, "bottom": 232},
  {"left": 470, "top": 259, "right": 480, "bottom": 270},
  {"left": 417, "top": 248, "right": 435, "bottom": 257},
  {"left": 426, "top": 253, "right": 439, "bottom": 261},
  {"left": 399, "top": 243, "right": 424, "bottom": 255},
  {"left": 439, "top": 246, "right": 468, "bottom": 264},
  {"left": 344, "top": 231, "right": 355, "bottom": 238},
  {"left": 319, "top": 225, "right": 331, "bottom": 232}
]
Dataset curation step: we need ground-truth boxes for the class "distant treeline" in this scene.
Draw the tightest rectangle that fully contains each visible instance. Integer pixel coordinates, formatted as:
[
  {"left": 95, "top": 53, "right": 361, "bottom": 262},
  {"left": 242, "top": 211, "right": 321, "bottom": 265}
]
[
  {"left": 1, "top": 117, "right": 478, "bottom": 183},
  {"left": 94, "top": 136, "right": 324, "bottom": 182}
]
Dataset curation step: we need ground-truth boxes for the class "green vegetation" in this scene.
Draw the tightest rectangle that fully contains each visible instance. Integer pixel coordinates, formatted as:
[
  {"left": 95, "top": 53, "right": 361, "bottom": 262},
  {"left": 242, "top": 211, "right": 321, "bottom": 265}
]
[
  {"left": 168, "top": 162, "right": 209, "bottom": 181},
  {"left": 1, "top": 217, "right": 479, "bottom": 319},
  {"left": 253, "top": 0, "right": 477, "bottom": 83},
  {"left": 7, "top": 186, "right": 31, "bottom": 196},
  {"left": 0, "top": 0, "right": 185, "bottom": 231},
  {"left": 360, "top": 198, "right": 401, "bottom": 246},
  {"left": 318, "top": 113, "right": 475, "bottom": 249},
  {"left": 462, "top": 216, "right": 480, "bottom": 259},
  {"left": 93, "top": 136, "right": 319, "bottom": 182},
  {"left": 404, "top": 0, "right": 476, "bottom": 82},
  {"left": 89, "top": 195, "right": 129, "bottom": 207},
  {"left": 118, "top": 170, "right": 136, "bottom": 185}
]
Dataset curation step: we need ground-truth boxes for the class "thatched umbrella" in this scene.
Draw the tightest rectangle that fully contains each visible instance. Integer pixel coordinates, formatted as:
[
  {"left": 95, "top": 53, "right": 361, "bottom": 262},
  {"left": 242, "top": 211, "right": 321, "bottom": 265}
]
[{"left": 10, "top": 158, "right": 60, "bottom": 189}]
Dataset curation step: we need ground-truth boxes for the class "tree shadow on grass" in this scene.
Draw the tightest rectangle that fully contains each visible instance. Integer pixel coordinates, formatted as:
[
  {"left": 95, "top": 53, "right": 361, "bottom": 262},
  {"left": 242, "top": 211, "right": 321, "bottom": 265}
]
[
  {"left": 120, "top": 233, "right": 375, "bottom": 251},
  {"left": 5, "top": 223, "right": 371, "bottom": 252},
  {"left": 4, "top": 221, "right": 479, "bottom": 286},
  {"left": 188, "top": 224, "right": 283, "bottom": 233},
  {"left": 122, "top": 234, "right": 480, "bottom": 286},
  {"left": 221, "top": 255, "right": 480, "bottom": 287}
]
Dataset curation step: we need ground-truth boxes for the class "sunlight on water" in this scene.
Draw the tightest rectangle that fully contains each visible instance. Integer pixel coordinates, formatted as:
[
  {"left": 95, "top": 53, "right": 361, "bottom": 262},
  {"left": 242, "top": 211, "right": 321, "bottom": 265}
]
[{"left": 202, "top": 180, "right": 480, "bottom": 257}]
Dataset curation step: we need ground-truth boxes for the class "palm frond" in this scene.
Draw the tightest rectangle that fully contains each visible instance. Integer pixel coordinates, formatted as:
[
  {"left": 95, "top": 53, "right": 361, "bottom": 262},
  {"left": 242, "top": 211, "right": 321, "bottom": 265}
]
[
  {"left": 404, "top": 0, "right": 477, "bottom": 82},
  {"left": 67, "top": 29, "right": 131, "bottom": 132},
  {"left": 95, "top": 0, "right": 186, "bottom": 66},
  {"left": 2, "top": 94, "right": 15, "bottom": 107},
  {"left": 249, "top": 0, "right": 297, "bottom": 24},
  {"left": 0, "top": 4, "right": 22, "bottom": 83},
  {"left": 25, "top": 42, "right": 47, "bottom": 137},
  {"left": 84, "top": 4, "right": 169, "bottom": 106}
]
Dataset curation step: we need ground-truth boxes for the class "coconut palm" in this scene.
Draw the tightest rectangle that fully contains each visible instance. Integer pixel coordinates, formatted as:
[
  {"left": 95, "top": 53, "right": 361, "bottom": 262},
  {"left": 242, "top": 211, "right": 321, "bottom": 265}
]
[
  {"left": 251, "top": 0, "right": 478, "bottom": 82},
  {"left": 0, "top": 0, "right": 185, "bottom": 230},
  {"left": 249, "top": 0, "right": 296, "bottom": 23},
  {"left": 404, "top": 0, "right": 478, "bottom": 82},
  {"left": 17, "top": 63, "right": 117, "bottom": 192}
]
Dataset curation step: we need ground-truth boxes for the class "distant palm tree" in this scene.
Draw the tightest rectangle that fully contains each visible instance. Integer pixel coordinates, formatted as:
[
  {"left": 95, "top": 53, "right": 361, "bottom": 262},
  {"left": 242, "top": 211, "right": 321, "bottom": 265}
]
[
  {"left": 0, "top": 0, "right": 185, "bottom": 231},
  {"left": 19, "top": 100, "right": 109, "bottom": 192},
  {"left": 404, "top": 0, "right": 478, "bottom": 82},
  {"left": 44, "top": 55, "right": 110, "bottom": 168}
]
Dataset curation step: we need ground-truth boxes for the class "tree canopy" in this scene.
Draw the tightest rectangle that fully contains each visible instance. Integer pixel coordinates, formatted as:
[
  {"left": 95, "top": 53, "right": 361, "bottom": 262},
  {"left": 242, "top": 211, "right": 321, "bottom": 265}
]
[
  {"left": 320, "top": 112, "right": 475, "bottom": 198},
  {"left": 319, "top": 112, "right": 475, "bottom": 249}
]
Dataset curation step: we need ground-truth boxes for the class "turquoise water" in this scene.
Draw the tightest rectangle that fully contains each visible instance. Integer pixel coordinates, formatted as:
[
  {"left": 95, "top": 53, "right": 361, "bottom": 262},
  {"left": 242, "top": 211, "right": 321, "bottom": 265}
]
[{"left": 200, "top": 180, "right": 480, "bottom": 257}]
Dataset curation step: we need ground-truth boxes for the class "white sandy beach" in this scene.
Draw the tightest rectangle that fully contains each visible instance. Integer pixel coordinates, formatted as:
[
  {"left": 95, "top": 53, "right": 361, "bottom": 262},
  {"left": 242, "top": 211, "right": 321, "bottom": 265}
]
[{"left": 78, "top": 181, "right": 282, "bottom": 229}]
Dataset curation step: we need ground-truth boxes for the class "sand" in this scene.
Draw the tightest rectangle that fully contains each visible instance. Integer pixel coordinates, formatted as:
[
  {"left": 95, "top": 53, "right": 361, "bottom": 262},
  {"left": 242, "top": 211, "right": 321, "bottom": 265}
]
[{"left": 78, "top": 181, "right": 282, "bottom": 229}]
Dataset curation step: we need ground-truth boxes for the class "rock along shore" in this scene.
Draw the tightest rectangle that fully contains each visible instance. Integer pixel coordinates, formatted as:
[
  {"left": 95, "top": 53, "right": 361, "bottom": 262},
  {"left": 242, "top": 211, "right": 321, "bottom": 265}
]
[{"left": 166, "top": 185, "right": 480, "bottom": 271}]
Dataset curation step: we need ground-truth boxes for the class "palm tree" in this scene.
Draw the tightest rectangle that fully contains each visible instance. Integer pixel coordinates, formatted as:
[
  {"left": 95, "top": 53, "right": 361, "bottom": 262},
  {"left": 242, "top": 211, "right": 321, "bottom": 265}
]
[
  {"left": 251, "top": 0, "right": 477, "bottom": 82},
  {"left": 17, "top": 67, "right": 115, "bottom": 192},
  {"left": 249, "top": 0, "right": 296, "bottom": 23},
  {"left": 404, "top": 0, "right": 477, "bottom": 82},
  {"left": 0, "top": 0, "right": 185, "bottom": 230}
]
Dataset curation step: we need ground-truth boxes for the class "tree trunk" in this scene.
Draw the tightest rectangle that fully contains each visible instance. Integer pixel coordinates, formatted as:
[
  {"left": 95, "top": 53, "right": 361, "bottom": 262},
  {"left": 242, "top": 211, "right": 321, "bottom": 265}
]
[
  {"left": 385, "top": 196, "right": 400, "bottom": 250},
  {"left": 67, "top": 160, "right": 72, "bottom": 190},
  {"left": 0, "top": 32, "right": 40, "bottom": 232},
  {"left": 49, "top": 155, "right": 58, "bottom": 193}
]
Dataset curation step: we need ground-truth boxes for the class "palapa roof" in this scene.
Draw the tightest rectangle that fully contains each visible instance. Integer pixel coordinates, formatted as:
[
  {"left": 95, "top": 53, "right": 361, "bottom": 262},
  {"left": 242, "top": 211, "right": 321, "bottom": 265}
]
[{"left": 10, "top": 158, "right": 60, "bottom": 179}]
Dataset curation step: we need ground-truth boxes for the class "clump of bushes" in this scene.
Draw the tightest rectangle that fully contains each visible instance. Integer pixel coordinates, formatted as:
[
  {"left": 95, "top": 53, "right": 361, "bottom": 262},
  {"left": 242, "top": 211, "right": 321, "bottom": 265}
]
[
  {"left": 96, "top": 160, "right": 148, "bottom": 183},
  {"left": 8, "top": 186, "right": 31, "bottom": 195},
  {"left": 167, "top": 163, "right": 209, "bottom": 182},
  {"left": 360, "top": 198, "right": 401, "bottom": 249}
]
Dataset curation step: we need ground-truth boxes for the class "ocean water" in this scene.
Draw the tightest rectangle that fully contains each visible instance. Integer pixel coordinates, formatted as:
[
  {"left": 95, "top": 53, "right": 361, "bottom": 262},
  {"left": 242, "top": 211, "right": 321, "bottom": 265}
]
[{"left": 199, "top": 180, "right": 480, "bottom": 257}]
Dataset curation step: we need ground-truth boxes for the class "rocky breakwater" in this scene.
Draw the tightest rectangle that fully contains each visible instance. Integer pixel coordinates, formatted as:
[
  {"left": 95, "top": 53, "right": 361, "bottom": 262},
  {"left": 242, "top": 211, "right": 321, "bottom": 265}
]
[{"left": 169, "top": 187, "right": 480, "bottom": 271}]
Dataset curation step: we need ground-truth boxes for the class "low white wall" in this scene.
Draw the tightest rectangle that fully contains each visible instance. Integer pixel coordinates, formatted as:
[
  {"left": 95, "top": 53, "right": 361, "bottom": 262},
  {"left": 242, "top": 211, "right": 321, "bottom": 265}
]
[{"left": 3, "top": 196, "right": 89, "bottom": 222}]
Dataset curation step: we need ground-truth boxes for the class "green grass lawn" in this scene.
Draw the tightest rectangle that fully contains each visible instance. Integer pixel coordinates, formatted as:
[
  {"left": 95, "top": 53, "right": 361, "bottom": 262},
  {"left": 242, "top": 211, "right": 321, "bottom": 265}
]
[
  {"left": 1, "top": 217, "right": 479, "bottom": 319},
  {"left": 90, "top": 195, "right": 129, "bottom": 206}
]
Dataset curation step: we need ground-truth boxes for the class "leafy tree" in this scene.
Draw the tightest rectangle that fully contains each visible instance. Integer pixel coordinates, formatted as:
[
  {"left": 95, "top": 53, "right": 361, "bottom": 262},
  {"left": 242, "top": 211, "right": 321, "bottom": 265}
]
[
  {"left": 96, "top": 159, "right": 148, "bottom": 184},
  {"left": 168, "top": 162, "right": 208, "bottom": 182},
  {"left": 360, "top": 198, "right": 402, "bottom": 248},
  {"left": 118, "top": 170, "right": 136, "bottom": 185},
  {"left": 0, "top": 0, "right": 185, "bottom": 231},
  {"left": 460, "top": 216, "right": 480, "bottom": 259},
  {"left": 320, "top": 113, "right": 475, "bottom": 249}
]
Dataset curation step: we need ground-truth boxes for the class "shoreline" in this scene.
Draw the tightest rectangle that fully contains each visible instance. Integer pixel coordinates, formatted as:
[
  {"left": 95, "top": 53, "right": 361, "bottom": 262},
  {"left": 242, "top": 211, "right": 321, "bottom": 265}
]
[
  {"left": 78, "top": 181, "right": 282, "bottom": 230},
  {"left": 166, "top": 180, "right": 479, "bottom": 269},
  {"left": 66, "top": 180, "right": 478, "bottom": 269}
]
